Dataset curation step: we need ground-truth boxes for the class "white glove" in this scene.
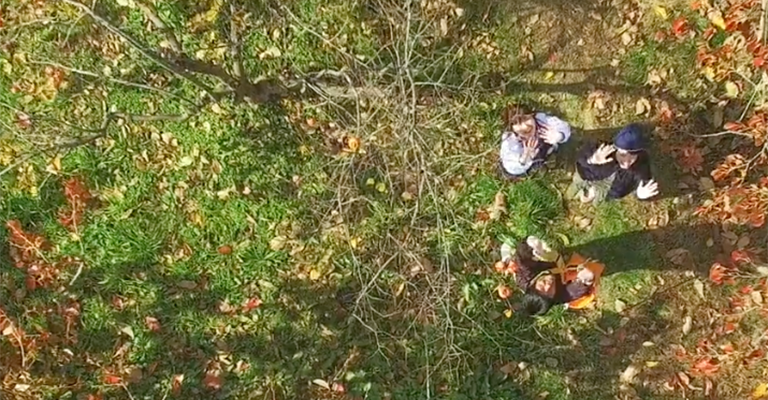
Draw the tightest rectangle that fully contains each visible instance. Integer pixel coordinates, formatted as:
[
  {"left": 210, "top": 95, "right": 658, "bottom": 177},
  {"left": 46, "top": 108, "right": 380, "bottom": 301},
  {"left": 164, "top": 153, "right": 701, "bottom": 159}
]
[
  {"left": 500, "top": 243, "right": 513, "bottom": 263},
  {"left": 588, "top": 144, "right": 616, "bottom": 165},
  {"left": 576, "top": 267, "right": 595, "bottom": 285},
  {"left": 539, "top": 124, "right": 563, "bottom": 145},
  {"left": 636, "top": 180, "right": 659, "bottom": 200},
  {"left": 526, "top": 236, "right": 555, "bottom": 260}
]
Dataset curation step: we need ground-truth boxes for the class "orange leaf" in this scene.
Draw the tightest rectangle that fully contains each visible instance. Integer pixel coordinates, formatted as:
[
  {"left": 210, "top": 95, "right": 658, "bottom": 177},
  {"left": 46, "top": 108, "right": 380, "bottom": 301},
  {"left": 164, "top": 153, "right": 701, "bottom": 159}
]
[
  {"left": 692, "top": 357, "right": 720, "bottom": 376},
  {"left": 242, "top": 297, "right": 262, "bottom": 312},
  {"left": 104, "top": 374, "right": 122, "bottom": 385},
  {"left": 171, "top": 374, "right": 184, "bottom": 396},
  {"left": 497, "top": 285, "right": 512, "bottom": 299},
  {"left": 709, "top": 263, "right": 734, "bottom": 285},
  {"left": 58, "top": 178, "right": 92, "bottom": 230},
  {"left": 217, "top": 245, "right": 232, "bottom": 255},
  {"left": 672, "top": 17, "right": 689, "bottom": 37}
]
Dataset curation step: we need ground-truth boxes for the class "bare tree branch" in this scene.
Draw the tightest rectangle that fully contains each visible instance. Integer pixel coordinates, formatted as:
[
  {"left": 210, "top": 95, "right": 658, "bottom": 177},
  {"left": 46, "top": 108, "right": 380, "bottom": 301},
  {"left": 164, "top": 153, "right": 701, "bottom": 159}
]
[
  {"left": 58, "top": 0, "right": 217, "bottom": 100},
  {"left": 28, "top": 59, "right": 198, "bottom": 106},
  {"left": 135, "top": 0, "right": 182, "bottom": 54},
  {"left": 229, "top": 2, "right": 245, "bottom": 81}
]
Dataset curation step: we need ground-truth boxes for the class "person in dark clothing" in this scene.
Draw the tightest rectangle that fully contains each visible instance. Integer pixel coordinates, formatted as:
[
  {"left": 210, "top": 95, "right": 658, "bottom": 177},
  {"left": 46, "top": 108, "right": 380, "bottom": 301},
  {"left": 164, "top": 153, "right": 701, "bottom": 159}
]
[
  {"left": 506, "top": 237, "right": 598, "bottom": 316},
  {"left": 566, "top": 123, "right": 659, "bottom": 203}
]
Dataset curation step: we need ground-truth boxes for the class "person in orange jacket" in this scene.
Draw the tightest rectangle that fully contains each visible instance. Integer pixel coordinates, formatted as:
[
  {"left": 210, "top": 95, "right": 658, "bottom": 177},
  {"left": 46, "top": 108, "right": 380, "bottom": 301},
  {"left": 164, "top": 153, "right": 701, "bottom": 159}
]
[{"left": 498, "top": 237, "right": 604, "bottom": 316}]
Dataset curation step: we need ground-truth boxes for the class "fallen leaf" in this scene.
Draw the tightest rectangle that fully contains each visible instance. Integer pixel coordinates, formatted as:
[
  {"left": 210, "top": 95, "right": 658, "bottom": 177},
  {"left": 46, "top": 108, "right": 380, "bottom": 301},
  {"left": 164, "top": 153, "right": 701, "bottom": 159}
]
[
  {"left": 269, "top": 236, "right": 287, "bottom": 251},
  {"left": 635, "top": 98, "right": 651, "bottom": 115},
  {"left": 15, "top": 112, "right": 31, "bottom": 129},
  {"left": 653, "top": 5, "right": 668, "bottom": 19},
  {"left": 217, "top": 245, "right": 232, "bottom": 255},
  {"left": 672, "top": 17, "right": 688, "bottom": 37},
  {"left": 753, "top": 383, "right": 768, "bottom": 398},
  {"left": 119, "top": 325, "right": 135, "bottom": 339},
  {"left": 488, "top": 191, "right": 506, "bottom": 220},
  {"left": 665, "top": 248, "right": 690, "bottom": 265},
  {"left": 258, "top": 46, "right": 282, "bottom": 60},
  {"left": 500, "top": 362, "right": 517, "bottom": 377},
  {"left": 708, "top": 9, "right": 726, "bottom": 30},
  {"left": 177, "top": 280, "right": 197, "bottom": 290},
  {"left": 331, "top": 382, "right": 346, "bottom": 393},
  {"left": 312, "top": 379, "right": 331, "bottom": 390},
  {"left": 646, "top": 361, "right": 659, "bottom": 367},
  {"left": 724, "top": 81, "right": 739, "bottom": 98},
  {"left": 145, "top": 316, "right": 161, "bottom": 332},
  {"left": 621, "top": 32, "right": 633, "bottom": 45},
  {"left": 203, "top": 364, "right": 223, "bottom": 390},
  {"left": 620, "top": 364, "right": 639, "bottom": 383},
  {"left": 104, "top": 374, "right": 122, "bottom": 385},
  {"left": 497, "top": 285, "right": 512, "bottom": 299},
  {"left": 682, "top": 316, "right": 692, "bottom": 335},
  {"left": 692, "top": 357, "right": 719, "bottom": 376},
  {"left": 705, "top": 378, "right": 714, "bottom": 396},
  {"left": 752, "top": 291, "right": 763, "bottom": 305},
  {"left": 615, "top": 299, "right": 627, "bottom": 313},
  {"left": 242, "top": 297, "right": 262, "bottom": 312},
  {"left": 171, "top": 374, "right": 184, "bottom": 396},
  {"left": 677, "top": 371, "right": 692, "bottom": 388},
  {"left": 694, "top": 280, "right": 705, "bottom": 299}
]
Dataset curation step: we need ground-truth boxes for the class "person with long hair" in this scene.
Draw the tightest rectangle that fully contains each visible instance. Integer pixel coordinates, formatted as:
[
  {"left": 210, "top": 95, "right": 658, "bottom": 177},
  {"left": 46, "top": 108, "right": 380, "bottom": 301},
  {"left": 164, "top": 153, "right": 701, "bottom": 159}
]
[{"left": 499, "top": 105, "right": 572, "bottom": 178}]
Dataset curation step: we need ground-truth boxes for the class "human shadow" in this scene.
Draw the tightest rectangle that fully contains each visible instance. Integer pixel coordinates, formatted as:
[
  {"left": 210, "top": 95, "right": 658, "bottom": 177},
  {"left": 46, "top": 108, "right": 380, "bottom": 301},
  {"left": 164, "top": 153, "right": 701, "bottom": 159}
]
[{"left": 569, "top": 222, "right": 736, "bottom": 277}]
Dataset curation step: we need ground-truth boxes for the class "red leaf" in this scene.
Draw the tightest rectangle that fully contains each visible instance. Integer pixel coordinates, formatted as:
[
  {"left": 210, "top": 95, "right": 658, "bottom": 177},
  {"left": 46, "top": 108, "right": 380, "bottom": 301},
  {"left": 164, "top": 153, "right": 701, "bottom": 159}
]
[
  {"left": 724, "top": 322, "right": 737, "bottom": 334},
  {"left": 217, "top": 245, "right": 232, "bottom": 255},
  {"left": 144, "top": 316, "right": 161, "bottom": 332},
  {"left": 104, "top": 374, "right": 122, "bottom": 385},
  {"left": 203, "top": 363, "right": 223, "bottom": 390},
  {"left": 58, "top": 178, "right": 92, "bottom": 230},
  {"left": 709, "top": 263, "right": 734, "bottom": 285},
  {"left": 754, "top": 57, "right": 766, "bottom": 68},
  {"left": 331, "top": 382, "right": 346, "bottom": 393},
  {"left": 87, "top": 395, "right": 103, "bottom": 400},
  {"left": 691, "top": 357, "right": 720, "bottom": 376},
  {"left": 672, "top": 17, "right": 689, "bottom": 37},
  {"left": 241, "top": 297, "right": 262, "bottom": 312},
  {"left": 720, "top": 343, "right": 735, "bottom": 354}
]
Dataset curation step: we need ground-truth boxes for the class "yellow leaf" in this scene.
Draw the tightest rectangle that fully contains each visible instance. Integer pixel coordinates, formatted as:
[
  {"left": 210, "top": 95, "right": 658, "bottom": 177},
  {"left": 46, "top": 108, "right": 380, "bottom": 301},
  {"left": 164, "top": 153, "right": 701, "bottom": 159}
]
[
  {"left": 309, "top": 269, "right": 321, "bottom": 281},
  {"left": 702, "top": 66, "right": 716, "bottom": 81},
  {"left": 725, "top": 81, "right": 739, "bottom": 98},
  {"left": 544, "top": 71, "right": 555, "bottom": 80},
  {"left": 753, "top": 383, "right": 768, "bottom": 399},
  {"left": 653, "top": 5, "right": 668, "bottom": 20},
  {"left": 708, "top": 9, "right": 726, "bottom": 30},
  {"left": 504, "top": 309, "right": 513, "bottom": 318},
  {"left": 645, "top": 361, "right": 659, "bottom": 368}
]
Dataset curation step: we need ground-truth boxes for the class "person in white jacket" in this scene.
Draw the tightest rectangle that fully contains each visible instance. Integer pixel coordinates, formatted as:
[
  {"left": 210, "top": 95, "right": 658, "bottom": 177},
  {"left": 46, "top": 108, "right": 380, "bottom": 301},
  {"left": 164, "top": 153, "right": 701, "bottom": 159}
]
[{"left": 499, "top": 105, "right": 572, "bottom": 178}]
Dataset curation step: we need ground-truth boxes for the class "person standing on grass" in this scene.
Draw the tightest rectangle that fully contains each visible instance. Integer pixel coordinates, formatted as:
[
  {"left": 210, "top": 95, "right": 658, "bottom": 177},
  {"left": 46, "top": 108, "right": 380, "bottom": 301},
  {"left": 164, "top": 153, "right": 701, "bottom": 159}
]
[
  {"left": 566, "top": 123, "right": 659, "bottom": 203},
  {"left": 499, "top": 105, "right": 572, "bottom": 178},
  {"left": 499, "top": 237, "right": 600, "bottom": 316}
]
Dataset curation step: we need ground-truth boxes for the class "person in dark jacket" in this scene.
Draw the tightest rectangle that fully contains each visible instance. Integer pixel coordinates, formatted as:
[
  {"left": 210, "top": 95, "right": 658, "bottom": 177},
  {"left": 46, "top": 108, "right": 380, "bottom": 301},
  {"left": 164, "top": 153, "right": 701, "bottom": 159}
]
[
  {"left": 566, "top": 124, "right": 659, "bottom": 203},
  {"left": 508, "top": 237, "right": 596, "bottom": 316}
]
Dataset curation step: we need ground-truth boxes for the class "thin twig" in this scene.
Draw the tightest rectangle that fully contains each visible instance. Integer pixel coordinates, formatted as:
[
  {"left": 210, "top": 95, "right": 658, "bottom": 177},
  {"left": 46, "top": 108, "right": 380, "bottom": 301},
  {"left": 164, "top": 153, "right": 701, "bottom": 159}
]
[
  {"left": 59, "top": 0, "right": 217, "bottom": 100},
  {"left": 136, "top": 0, "right": 182, "bottom": 53}
]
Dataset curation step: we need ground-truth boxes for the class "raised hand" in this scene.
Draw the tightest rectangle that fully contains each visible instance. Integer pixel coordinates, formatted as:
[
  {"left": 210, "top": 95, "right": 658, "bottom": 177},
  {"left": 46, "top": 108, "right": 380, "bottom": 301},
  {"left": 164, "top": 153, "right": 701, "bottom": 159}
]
[
  {"left": 588, "top": 143, "right": 616, "bottom": 165},
  {"left": 636, "top": 179, "right": 659, "bottom": 200},
  {"left": 539, "top": 124, "right": 563, "bottom": 145}
]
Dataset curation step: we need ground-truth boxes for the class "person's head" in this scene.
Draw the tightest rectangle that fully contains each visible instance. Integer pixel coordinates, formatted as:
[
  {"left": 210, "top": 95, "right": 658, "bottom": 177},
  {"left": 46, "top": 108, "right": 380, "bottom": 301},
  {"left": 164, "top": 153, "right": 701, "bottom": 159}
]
[
  {"left": 521, "top": 290, "right": 554, "bottom": 316},
  {"left": 503, "top": 105, "right": 537, "bottom": 139},
  {"left": 613, "top": 124, "right": 646, "bottom": 169},
  {"left": 531, "top": 273, "right": 557, "bottom": 298}
]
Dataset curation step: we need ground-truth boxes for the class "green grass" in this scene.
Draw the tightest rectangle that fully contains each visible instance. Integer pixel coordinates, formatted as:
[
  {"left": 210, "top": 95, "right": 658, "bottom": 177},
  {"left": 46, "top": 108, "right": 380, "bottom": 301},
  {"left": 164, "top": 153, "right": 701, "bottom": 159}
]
[{"left": 1, "top": 0, "right": 765, "bottom": 399}]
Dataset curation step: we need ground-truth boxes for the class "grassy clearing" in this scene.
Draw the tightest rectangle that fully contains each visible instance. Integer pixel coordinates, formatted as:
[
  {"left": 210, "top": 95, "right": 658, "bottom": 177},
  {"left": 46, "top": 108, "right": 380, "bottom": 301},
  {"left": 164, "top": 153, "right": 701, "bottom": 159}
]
[{"left": 1, "top": 0, "right": 767, "bottom": 399}]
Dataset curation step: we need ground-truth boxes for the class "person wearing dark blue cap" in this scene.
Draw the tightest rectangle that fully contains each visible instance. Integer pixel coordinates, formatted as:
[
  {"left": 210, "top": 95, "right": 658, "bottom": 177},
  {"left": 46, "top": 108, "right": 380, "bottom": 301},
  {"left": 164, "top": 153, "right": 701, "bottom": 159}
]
[{"left": 566, "top": 123, "right": 658, "bottom": 203}]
